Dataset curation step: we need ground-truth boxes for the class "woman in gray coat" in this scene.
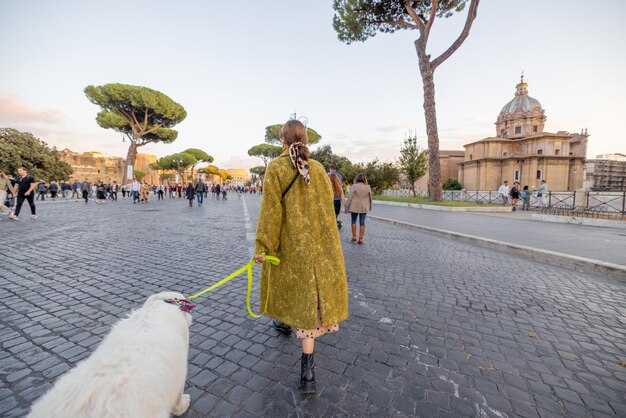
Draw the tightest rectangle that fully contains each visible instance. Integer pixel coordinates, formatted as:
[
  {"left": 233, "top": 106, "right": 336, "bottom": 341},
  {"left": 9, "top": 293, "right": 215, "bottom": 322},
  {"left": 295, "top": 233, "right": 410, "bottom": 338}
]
[{"left": 346, "top": 173, "right": 372, "bottom": 244}]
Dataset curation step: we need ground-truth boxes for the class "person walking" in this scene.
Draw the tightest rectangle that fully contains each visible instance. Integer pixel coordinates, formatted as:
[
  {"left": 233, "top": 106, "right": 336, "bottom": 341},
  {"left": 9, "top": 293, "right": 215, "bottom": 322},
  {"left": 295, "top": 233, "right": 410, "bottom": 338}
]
[
  {"left": 0, "top": 170, "right": 16, "bottom": 220},
  {"left": 131, "top": 177, "right": 140, "bottom": 204},
  {"left": 49, "top": 181, "right": 58, "bottom": 200},
  {"left": 71, "top": 180, "right": 80, "bottom": 199},
  {"left": 195, "top": 178, "right": 206, "bottom": 206},
  {"left": 498, "top": 181, "right": 510, "bottom": 205},
  {"left": 536, "top": 180, "right": 549, "bottom": 208},
  {"left": 185, "top": 182, "right": 195, "bottom": 207},
  {"left": 140, "top": 182, "right": 150, "bottom": 203},
  {"left": 329, "top": 173, "right": 346, "bottom": 229},
  {"left": 81, "top": 179, "right": 90, "bottom": 203},
  {"left": 255, "top": 119, "right": 348, "bottom": 395},
  {"left": 157, "top": 184, "right": 164, "bottom": 200},
  {"left": 110, "top": 181, "right": 118, "bottom": 201},
  {"left": 521, "top": 185, "right": 531, "bottom": 211},
  {"left": 36, "top": 181, "right": 47, "bottom": 201},
  {"left": 509, "top": 182, "right": 520, "bottom": 211},
  {"left": 346, "top": 174, "right": 372, "bottom": 244},
  {"left": 12, "top": 167, "right": 37, "bottom": 220}
]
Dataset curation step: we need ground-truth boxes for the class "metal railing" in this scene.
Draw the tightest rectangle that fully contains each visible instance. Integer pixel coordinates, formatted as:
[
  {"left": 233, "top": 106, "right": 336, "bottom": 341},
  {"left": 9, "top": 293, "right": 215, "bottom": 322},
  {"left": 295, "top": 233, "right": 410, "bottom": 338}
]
[{"left": 381, "top": 189, "right": 625, "bottom": 218}]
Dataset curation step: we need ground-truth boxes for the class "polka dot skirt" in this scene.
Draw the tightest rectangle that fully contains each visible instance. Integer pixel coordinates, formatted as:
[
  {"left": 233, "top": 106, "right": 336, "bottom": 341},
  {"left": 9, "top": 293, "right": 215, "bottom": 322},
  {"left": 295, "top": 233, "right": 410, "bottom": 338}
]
[{"left": 294, "top": 309, "right": 339, "bottom": 339}]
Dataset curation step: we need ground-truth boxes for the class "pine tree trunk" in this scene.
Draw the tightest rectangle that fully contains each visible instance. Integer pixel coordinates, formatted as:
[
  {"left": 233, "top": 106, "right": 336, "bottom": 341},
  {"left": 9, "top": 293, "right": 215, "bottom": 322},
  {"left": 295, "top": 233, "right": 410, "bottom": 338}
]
[
  {"left": 122, "top": 141, "right": 138, "bottom": 185},
  {"left": 415, "top": 40, "right": 443, "bottom": 201}
]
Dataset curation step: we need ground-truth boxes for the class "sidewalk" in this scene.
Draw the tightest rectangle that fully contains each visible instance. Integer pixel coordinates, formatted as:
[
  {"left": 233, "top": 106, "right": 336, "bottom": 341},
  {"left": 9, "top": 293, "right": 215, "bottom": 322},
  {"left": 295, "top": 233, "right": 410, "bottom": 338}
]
[{"left": 370, "top": 203, "right": 626, "bottom": 268}]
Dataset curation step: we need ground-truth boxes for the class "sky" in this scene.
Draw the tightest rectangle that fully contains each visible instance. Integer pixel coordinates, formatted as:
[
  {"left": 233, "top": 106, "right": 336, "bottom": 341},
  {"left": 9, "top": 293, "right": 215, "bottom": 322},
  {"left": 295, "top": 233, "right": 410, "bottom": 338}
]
[{"left": 1, "top": 0, "right": 625, "bottom": 170}]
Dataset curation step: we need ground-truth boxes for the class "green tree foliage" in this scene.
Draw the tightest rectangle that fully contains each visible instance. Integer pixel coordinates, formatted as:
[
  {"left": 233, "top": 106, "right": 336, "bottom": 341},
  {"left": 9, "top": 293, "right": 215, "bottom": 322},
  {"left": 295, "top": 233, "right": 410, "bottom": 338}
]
[
  {"left": 134, "top": 170, "right": 147, "bottom": 181},
  {"left": 183, "top": 148, "right": 213, "bottom": 179},
  {"left": 265, "top": 124, "right": 322, "bottom": 146},
  {"left": 333, "top": 0, "right": 480, "bottom": 201},
  {"left": 249, "top": 166, "right": 266, "bottom": 177},
  {"left": 347, "top": 159, "right": 399, "bottom": 195},
  {"left": 443, "top": 178, "right": 463, "bottom": 190},
  {"left": 398, "top": 135, "right": 427, "bottom": 196},
  {"left": 84, "top": 83, "right": 187, "bottom": 183},
  {"left": 0, "top": 128, "right": 73, "bottom": 181},
  {"left": 155, "top": 152, "right": 196, "bottom": 184},
  {"left": 310, "top": 145, "right": 354, "bottom": 180},
  {"left": 247, "top": 144, "right": 282, "bottom": 167}
]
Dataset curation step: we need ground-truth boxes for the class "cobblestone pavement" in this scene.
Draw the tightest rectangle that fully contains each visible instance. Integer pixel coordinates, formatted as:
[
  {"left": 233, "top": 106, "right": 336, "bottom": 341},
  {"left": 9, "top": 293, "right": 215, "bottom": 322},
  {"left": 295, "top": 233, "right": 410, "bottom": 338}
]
[{"left": 1, "top": 195, "right": 625, "bottom": 417}]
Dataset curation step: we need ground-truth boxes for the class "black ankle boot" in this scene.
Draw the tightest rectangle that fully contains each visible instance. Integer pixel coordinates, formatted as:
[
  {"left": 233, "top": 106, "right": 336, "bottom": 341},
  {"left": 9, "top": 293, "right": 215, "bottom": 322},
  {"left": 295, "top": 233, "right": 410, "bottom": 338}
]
[{"left": 300, "top": 353, "right": 316, "bottom": 394}]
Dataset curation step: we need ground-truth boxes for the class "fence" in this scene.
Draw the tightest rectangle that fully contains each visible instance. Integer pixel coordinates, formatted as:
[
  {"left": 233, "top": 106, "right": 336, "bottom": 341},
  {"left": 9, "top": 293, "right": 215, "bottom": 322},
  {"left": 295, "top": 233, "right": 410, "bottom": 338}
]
[{"left": 381, "top": 189, "right": 626, "bottom": 219}]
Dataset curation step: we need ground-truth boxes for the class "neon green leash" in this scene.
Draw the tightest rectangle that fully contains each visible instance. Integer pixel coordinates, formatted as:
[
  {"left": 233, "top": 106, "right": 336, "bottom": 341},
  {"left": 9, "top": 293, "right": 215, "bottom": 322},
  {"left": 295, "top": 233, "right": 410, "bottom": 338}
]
[{"left": 187, "top": 256, "right": 280, "bottom": 318}]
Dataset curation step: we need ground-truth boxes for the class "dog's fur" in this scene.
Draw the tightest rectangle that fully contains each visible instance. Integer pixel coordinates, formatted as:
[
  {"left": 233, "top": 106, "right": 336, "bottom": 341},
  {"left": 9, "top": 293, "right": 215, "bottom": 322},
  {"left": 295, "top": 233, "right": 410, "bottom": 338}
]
[{"left": 28, "top": 292, "right": 193, "bottom": 418}]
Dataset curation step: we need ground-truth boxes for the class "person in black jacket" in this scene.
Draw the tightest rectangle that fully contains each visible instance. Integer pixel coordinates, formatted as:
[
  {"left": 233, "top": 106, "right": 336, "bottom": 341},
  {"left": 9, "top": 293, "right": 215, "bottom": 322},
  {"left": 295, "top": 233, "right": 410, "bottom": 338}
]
[{"left": 185, "top": 182, "right": 195, "bottom": 207}]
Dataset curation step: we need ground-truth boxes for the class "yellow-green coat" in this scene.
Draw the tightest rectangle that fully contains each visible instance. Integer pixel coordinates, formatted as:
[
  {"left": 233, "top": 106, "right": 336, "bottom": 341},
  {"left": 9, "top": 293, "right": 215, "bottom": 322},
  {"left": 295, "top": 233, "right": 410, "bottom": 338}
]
[{"left": 255, "top": 150, "right": 348, "bottom": 329}]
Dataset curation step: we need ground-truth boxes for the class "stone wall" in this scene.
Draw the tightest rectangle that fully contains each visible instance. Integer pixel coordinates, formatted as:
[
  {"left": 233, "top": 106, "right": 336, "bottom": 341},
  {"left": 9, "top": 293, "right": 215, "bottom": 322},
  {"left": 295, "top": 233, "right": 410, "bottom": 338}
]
[{"left": 59, "top": 149, "right": 158, "bottom": 184}]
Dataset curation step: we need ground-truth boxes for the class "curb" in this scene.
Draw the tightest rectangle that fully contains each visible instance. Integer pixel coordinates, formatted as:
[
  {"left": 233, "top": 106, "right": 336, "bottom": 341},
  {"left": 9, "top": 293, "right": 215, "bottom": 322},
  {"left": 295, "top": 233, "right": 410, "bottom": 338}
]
[
  {"left": 370, "top": 215, "right": 626, "bottom": 281},
  {"left": 374, "top": 200, "right": 512, "bottom": 212}
]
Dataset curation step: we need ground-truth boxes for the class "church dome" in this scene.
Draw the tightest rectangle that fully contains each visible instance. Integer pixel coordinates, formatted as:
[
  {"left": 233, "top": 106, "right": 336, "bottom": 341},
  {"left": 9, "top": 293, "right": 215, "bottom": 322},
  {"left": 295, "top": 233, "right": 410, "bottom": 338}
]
[{"left": 499, "top": 76, "right": 543, "bottom": 115}]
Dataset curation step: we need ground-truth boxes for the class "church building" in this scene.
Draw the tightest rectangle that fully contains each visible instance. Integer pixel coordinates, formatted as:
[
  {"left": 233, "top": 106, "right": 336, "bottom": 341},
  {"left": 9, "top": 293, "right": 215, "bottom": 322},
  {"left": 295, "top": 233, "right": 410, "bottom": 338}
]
[{"left": 458, "top": 77, "right": 588, "bottom": 191}]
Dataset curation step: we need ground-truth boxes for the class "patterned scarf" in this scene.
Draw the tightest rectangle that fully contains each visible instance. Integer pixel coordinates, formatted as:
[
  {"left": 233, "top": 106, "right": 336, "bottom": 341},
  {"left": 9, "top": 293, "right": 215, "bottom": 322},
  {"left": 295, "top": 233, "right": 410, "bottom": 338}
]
[{"left": 288, "top": 142, "right": 311, "bottom": 185}]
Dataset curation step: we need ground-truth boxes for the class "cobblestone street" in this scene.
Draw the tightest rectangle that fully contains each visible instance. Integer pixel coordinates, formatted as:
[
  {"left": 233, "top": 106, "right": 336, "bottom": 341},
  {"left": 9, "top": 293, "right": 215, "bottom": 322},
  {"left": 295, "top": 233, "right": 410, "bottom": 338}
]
[{"left": 1, "top": 195, "right": 625, "bottom": 417}]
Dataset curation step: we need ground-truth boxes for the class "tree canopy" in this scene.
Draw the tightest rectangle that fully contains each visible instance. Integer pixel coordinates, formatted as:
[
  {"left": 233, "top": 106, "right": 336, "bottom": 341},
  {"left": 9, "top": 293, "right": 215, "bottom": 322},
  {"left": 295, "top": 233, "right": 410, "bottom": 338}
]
[
  {"left": 265, "top": 124, "right": 322, "bottom": 146},
  {"left": 0, "top": 128, "right": 73, "bottom": 181},
  {"left": 247, "top": 144, "right": 282, "bottom": 167},
  {"left": 84, "top": 83, "right": 187, "bottom": 183},
  {"left": 333, "top": 0, "right": 480, "bottom": 201},
  {"left": 183, "top": 148, "right": 213, "bottom": 178},
  {"left": 310, "top": 145, "right": 354, "bottom": 179},
  {"left": 249, "top": 166, "right": 266, "bottom": 176},
  {"left": 155, "top": 152, "right": 196, "bottom": 183},
  {"left": 398, "top": 135, "right": 427, "bottom": 196}
]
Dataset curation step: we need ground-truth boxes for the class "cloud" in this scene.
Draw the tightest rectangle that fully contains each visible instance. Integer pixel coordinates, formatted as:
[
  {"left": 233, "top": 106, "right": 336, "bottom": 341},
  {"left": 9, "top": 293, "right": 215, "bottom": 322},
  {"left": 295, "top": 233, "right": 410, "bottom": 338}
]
[{"left": 0, "top": 95, "right": 65, "bottom": 124}]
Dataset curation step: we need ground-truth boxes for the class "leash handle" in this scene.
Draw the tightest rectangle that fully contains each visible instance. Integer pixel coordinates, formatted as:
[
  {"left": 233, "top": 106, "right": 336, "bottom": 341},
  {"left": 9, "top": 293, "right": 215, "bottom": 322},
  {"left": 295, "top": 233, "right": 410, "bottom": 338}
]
[{"left": 187, "top": 256, "right": 280, "bottom": 319}]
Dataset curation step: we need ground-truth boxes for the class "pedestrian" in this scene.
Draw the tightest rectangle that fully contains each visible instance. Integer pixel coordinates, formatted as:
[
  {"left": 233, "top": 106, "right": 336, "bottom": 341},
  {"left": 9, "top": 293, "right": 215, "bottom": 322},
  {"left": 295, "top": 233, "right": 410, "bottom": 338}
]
[
  {"left": 49, "top": 181, "right": 59, "bottom": 200},
  {"left": 177, "top": 184, "right": 182, "bottom": 198},
  {"left": 535, "top": 179, "right": 549, "bottom": 208},
  {"left": 140, "top": 182, "right": 150, "bottom": 203},
  {"left": 81, "top": 179, "right": 90, "bottom": 203},
  {"left": 157, "top": 185, "right": 164, "bottom": 200},
  {"left": 215, "top": 183, "right": 221, "bottom": 198},
  {"left": 254, "top": 119, "right": 348, "bottom": 394},
  {"left": 71, "top": 179, "right": 80, "bottom": 198},
  {"left": 498, "top": 180, "right": 510, "bottom": 205},
  {"left": 36, "top": 180, "right": 47, "bottom": 201},
  {"left": 0, "top": 170, "right": 16, "bottom": 220},
  {"left": 521, "top": 185, "right": 531, "bottom": 211},
  {"left": 185, "top": 182, "right": 195, "bottom": 207},
  {"left": 195, "top": 178, "right": 206, "bottom": 206},
  {"left": 11, "top": 167, "right": 37, "bottom": 220},
  {"left": 346, "top": 173, "right": 372, "bottom": 244},
  {"left": 509, "top": 182, "right": 520, "bottom": 211},
  {"left": 329, "top": 163, "right": 342, "bottom": 183},
  {"left": 131, "top": 177, "right": 140, "bottom": 204},
  {"left": 329, "top": 173, "right": 346, "bottom": 229},
  {"left": 221, "top": 188, "right": 227, "bottom": 200},
  {"left": 96, "top": 181, "right": 106, "bottom": 202},
  {"left": 111, "top": 181, "right": 118, "bottom": 201}
]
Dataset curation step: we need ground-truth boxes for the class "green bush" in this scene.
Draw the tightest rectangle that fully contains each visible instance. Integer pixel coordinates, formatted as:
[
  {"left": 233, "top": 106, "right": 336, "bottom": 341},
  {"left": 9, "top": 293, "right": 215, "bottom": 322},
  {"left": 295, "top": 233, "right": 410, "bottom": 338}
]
[{"left": 442, "top": 178, "right": 462, "bottom": 190}]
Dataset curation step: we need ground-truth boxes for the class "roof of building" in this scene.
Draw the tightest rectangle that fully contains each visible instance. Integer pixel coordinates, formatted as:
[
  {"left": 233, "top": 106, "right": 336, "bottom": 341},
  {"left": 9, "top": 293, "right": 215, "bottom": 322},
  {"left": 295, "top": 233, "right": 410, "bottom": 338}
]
[{"left": 499, "top": 75, "right": 543, "bottom": 115}]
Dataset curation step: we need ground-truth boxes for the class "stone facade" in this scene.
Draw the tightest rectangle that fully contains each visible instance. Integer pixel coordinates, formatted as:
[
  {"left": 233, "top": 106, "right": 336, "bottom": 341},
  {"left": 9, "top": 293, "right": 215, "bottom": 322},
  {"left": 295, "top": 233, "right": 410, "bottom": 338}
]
[
  {"left": 412, "top": 150, "right": 465, "bottom": 194},
  {"left": 59, "top": 149, "right": 159, "bottom": 185},
  {"left": 458, "top": 78, "right": 588, "bottom": 191}
]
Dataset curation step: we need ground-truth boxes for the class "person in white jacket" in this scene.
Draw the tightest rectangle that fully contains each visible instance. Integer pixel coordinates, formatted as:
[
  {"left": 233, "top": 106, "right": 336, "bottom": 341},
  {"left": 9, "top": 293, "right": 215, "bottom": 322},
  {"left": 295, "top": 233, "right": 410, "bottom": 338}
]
[
  {"left": 498, "top": 181, "right": 510, "bottom": 205},
  {"left": 535, "top": 180, "right": 549, "bottom": 208}
]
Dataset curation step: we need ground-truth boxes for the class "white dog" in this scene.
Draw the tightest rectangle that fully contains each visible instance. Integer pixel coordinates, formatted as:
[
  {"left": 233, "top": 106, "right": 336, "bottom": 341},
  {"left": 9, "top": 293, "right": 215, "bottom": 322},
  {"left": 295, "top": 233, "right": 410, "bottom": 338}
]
[{"left": 28, "top": 291, "right": 193, "bottom": 418}]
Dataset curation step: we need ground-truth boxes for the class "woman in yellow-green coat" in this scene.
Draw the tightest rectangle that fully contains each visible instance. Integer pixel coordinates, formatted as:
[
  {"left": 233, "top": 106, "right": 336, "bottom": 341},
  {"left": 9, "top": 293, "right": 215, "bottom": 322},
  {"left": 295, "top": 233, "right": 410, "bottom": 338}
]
[{"left": 255, "top": 119, "right": 348, "bottom": 394}]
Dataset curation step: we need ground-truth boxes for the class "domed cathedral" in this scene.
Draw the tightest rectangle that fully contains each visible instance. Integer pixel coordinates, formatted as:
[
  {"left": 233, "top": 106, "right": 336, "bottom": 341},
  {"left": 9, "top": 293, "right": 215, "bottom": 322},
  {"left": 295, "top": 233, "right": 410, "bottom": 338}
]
[{"left": 458, "top": 76, "right": 589, "bottom": 191}]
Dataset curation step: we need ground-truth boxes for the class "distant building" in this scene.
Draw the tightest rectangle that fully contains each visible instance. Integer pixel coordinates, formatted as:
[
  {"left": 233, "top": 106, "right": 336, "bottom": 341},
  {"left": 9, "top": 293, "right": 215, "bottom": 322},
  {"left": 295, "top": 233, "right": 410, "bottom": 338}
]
[
  {"left": 59, "top": 149, "right": 158, "bottom": 184},
  {"left": 584, "top": 159, "right": 626, "bottom": 191},
  {"left": 225, "top": 168, "right": 251, "bottom": 187},
  {"left": 458, "top": 76, "right": 588, "bottom": 191},
  {"left": 412, "top": 150, "right": 465, "bottom": 194},
  {"left": 595, "top": 153, "right": 626, "bottom": 162}
]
